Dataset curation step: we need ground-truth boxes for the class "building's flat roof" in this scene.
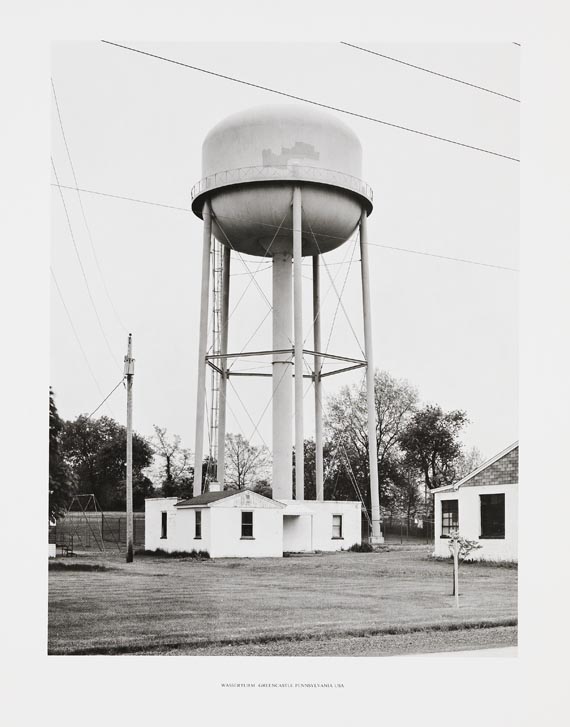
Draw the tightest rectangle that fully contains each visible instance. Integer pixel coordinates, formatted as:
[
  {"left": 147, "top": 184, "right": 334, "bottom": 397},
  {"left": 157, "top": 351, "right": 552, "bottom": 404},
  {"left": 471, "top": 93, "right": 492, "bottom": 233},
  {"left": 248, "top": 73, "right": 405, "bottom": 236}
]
[{"left": 277, "top": 500, "right": 316, "bottom": 516}]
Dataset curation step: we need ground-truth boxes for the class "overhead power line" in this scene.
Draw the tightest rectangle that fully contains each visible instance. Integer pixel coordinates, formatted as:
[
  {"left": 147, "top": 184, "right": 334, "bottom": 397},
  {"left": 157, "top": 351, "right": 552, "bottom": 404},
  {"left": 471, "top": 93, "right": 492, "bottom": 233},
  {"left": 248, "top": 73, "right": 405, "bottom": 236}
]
[
  {"left": 340, "top": 42, "right": 519, "bottom": 103},
  {"left": 50, "top": 267, "right": 108, "bottom": 404},
  {"left": 52, "top": 78, "right": 128, "bottom": 334},
  {"left": 50, "top": 182, "right": 518, "bottom": 272},
  {"left": 51, "top": 159, "right": 122, "bottom": 372},
  {"left": 87, "top": 377, "right": 125, "bottom": 419},
  {"left": 365, "top": 241, "right": 517, "bottom": 272},
  {"left": 51, "top": 182, "right": 189, "bottom": 212},
  {"left": 101, "top": 40, "right": 519, "bottom": 163}
]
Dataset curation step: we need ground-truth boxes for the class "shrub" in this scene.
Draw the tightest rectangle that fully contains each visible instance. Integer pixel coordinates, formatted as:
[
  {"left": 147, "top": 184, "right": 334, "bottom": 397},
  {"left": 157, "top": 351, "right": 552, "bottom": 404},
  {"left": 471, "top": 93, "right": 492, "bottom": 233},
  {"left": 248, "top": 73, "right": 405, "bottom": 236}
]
[
  {"left": 348, "top": 542, "right": 374, "bottom": 553},
  {"left": 136, "top": 548, "right": 210, "bottom": 559}
]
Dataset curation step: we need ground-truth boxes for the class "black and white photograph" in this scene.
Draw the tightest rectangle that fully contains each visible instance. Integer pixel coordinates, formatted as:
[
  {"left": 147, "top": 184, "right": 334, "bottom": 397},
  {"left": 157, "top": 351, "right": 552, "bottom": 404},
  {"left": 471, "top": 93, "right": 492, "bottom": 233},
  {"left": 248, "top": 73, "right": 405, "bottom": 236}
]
[
  {"left": 47, "top": 38, "right": 519, "bottom": 658},
  {"left": 2, "top": 2, "right": 569, "bottom": 725}
]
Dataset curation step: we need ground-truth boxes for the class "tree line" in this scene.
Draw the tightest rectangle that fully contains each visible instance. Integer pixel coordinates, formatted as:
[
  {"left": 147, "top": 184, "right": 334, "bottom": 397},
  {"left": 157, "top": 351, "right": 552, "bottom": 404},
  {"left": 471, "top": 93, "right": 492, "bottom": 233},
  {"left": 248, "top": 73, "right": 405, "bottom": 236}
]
[{"left": 49, "top": 371, "right": 481, "bottom": 523}]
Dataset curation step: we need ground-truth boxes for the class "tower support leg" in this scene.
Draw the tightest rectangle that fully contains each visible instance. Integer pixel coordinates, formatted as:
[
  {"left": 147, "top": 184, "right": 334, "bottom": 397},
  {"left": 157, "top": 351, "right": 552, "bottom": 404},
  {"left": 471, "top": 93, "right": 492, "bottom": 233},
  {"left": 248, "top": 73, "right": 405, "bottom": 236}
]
[
  {"left": 272, "top": 251, "right": 293, "bottom": 499},
  {"left": 313, "top": 255, "right": 324, "bottom": 501},
  {"left": 215, "top": 245, "right": 231, "bottom": 490},
  {"left": 293, "top": 186, "right": 304, "bottom": 500},
  {"left": 359, "top": 210, "right": 383, "bottom": 542},
  {"left": 193, "top": 201, "right": 212, "bottom": 496}
]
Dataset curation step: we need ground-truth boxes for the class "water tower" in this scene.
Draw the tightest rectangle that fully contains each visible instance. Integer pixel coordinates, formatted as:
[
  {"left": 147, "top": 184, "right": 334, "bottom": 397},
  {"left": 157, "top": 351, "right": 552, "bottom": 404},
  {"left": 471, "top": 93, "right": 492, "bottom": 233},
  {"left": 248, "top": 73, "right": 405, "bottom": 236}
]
[{"left": 190, "top": 104, "right": 383, "bottom": 542}]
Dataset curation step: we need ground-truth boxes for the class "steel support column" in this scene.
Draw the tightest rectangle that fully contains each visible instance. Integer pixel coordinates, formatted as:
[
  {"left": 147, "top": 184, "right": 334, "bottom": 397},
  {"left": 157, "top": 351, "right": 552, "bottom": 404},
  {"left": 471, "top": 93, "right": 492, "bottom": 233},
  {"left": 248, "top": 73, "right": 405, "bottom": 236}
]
[
  {"left": 313, "top": 255, "right": 324, "bottom": 501},
  {"left": 293, "top": 186, "right": 304, "bottom": 500},
  {"left": 359, "top": 210, "right": 383, "bottom": 542},
  {"left": 272, "top": 251, "right": 293, "bottom": 500},
  {"left": 193, "top": 201, "right": 212, "bottom": 496},
  {"left": 216, "top": 245, "right": 231, "bottom": 489}
]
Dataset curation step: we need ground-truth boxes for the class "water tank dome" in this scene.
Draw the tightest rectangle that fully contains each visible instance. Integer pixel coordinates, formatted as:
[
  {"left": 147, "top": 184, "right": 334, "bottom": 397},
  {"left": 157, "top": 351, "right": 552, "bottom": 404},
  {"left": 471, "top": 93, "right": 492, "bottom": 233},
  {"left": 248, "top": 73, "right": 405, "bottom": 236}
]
[{"left": 191, "top": 104, "right": 373, "bottom": 257}]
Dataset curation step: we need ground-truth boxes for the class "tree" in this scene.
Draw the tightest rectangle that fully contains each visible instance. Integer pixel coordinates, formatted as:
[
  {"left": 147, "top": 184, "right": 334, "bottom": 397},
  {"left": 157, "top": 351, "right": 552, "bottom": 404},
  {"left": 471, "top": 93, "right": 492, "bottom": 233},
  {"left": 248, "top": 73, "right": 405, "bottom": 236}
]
[
  {"left": 252, "top": 479, "right": 272, "bottom": 499},
  {"left": 225, "top": 433, "right": 270, "bottom": 490},
  {"left": 448, "top": 530, "right": 482, "bottom": 604},
  {"left": 381, "top": 454, "right": 423, "bottom": 527},
  {"left": 60, "top": 414, "right": 154, "bottom": 510},
  {"left": 324, "top": 370, "right": 418, "bottom": 511},
  {"left": 294, "top": 439, "right": 345, "bottom": 501},
  {"left": 398, "top": 405, "right": 468, "bottom": 494},
  {"left": 297, "top": 439, "right": 314, "bottom": 499},
  {"left": 49, "top": 388, "right": 75, "bottom": 521},
  {"left": 454, "top": 445, "right": 484, "bottom": 481},
  {"left": 149, "top": 425, "right": 193, "bottom": 498}
]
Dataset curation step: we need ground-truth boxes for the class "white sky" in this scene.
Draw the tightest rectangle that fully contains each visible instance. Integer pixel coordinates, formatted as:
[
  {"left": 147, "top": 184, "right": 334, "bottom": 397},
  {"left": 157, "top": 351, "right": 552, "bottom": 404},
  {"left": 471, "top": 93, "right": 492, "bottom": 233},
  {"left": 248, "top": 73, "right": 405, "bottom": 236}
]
[{"left": 50, "top": 41, "right": 519, "bottom": 460}]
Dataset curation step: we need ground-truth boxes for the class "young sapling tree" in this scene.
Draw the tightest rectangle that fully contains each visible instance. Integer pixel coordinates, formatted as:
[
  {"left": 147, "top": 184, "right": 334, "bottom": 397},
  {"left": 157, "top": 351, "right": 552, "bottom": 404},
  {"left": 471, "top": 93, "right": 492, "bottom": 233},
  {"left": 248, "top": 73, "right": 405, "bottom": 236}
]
[{"left": 447, "top": 530, "right": 482, "bottom": 607}]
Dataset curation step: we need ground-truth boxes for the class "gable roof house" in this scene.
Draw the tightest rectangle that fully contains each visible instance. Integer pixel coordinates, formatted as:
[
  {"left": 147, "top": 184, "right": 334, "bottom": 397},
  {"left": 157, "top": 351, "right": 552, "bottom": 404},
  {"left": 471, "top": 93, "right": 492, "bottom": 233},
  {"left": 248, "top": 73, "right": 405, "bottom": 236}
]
[{"left": 432, "top": 442, "right": 518, "bottom": 562}]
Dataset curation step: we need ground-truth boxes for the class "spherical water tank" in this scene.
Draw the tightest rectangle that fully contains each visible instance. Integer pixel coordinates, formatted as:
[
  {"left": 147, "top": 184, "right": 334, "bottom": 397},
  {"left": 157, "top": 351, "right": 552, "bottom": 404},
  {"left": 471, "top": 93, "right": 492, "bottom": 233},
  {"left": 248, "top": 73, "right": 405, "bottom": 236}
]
[{"left": 191, "top": 105, "right": 373, "bottom": 257}]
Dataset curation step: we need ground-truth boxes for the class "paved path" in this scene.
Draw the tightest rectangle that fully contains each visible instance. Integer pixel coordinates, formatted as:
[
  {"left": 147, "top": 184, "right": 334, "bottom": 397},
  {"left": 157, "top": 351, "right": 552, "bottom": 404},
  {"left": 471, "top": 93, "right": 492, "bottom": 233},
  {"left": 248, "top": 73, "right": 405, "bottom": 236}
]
[{"left": 410, "top": 646, "right": 517, "bottom": 657}]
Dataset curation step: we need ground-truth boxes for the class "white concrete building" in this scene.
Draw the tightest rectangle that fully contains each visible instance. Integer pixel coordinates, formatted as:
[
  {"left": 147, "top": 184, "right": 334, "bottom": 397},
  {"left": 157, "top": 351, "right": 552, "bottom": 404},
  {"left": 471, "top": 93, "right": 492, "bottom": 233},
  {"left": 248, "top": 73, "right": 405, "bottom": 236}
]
[
  {"left": 280, "top": 499, "right": 362, "bottom": 553},
  {"left": 145, "top": 489, "right": 362, "bottom": 558},
  {"left": 433, "top": 442, "right": 518, "bottom": 562}
]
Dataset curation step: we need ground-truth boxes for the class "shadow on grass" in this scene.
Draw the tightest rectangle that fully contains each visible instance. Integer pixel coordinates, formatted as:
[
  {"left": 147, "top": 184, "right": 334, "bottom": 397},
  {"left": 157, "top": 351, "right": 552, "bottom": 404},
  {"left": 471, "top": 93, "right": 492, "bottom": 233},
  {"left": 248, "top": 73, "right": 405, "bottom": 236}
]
[
  {"left": 48, "top": 561, "right": 111, "bottom": 572},
  {"left": 430, "top": 556, "right": 518, "bottom": 569}
]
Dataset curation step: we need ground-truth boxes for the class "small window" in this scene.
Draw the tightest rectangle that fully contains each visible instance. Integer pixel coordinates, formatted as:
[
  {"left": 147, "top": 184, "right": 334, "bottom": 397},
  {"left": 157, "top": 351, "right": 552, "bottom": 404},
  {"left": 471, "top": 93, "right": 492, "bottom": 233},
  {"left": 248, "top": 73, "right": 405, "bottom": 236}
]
[
  {"left": 195, "top": 510, "right": 202, "bottom": 539},
  {"left": 160, "top": 511, "right": 167, "bottom": 539},
  {"left": 480, "top": 494, "right": 505, "bottom": 539},
  {"left": 241, "top": 511, "right": 253, "bottom": 538},
  {"left": 332, "top": 514, "right": 343, "bottom": 539},
  {"left": 441, "top": 499, "right": 459, "bottom": 537}
]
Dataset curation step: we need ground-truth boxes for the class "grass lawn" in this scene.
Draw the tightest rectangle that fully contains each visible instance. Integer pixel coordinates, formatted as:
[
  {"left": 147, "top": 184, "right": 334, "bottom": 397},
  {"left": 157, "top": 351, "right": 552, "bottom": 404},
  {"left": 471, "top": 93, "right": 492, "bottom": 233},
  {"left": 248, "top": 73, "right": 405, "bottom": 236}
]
[{"left": 48, "top": 546, "right": 517, "bottom": 656}]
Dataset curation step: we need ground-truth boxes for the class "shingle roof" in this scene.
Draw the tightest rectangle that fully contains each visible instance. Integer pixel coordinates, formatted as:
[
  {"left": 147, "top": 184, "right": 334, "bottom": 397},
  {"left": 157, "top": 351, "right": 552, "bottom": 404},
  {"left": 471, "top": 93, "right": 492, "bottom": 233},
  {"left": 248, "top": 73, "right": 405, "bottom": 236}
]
[
  {"left": 175, "top": 489, "right": 248, "bottom": 507},
  {"left": 432, "top": 441, "right": 519, "bottom": 493}
]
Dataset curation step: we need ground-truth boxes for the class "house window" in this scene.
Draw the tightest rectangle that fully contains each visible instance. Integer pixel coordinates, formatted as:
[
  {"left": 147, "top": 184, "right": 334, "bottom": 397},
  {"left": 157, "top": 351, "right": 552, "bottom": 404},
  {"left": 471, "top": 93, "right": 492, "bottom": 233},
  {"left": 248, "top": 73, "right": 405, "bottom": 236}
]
[
  {"left": 332, "top": 514, "right": 343, "bottom": 539},
  {"left": 441, "top": 499, "right": 459, "bottom": 537},
  {"left": 195, "top": 510, "right": 202, "bottom": 539},
  {"left": 160, "top": 511, "right": 167, "bottom": 539},
  {"left": 480, "top": 494, "right": 505, "bottom": 538},
  {"left": 241, "top": 511, "right": 254, "bottom": 538}
]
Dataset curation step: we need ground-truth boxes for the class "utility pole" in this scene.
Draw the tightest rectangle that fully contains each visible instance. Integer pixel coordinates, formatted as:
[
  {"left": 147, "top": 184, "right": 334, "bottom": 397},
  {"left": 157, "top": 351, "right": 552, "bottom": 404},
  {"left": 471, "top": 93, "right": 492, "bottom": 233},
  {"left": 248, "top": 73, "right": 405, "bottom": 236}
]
[{"left": 124, "top": 333, "right": 135, "bottom": 563}]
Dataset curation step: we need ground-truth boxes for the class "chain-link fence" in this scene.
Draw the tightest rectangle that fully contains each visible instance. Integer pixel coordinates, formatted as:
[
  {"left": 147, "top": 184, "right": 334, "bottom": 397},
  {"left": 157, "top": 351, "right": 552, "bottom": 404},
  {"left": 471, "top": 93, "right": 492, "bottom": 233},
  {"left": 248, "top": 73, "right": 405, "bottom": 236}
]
[
  {"left": 361, "top": 513, "right": 435, "bottom": 544},
  {"left": 382, "top": 517, "right": 434, "bottom": 544},
  {"left": 51, "top": 512, "right": 145, "bottom": 552}
]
